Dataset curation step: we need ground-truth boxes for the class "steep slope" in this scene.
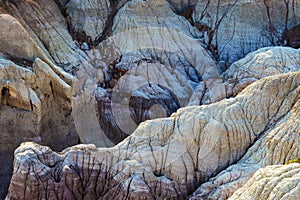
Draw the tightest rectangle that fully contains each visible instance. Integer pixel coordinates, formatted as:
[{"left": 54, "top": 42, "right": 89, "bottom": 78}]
[
  {"left": 0, "top": 13, "right": 78, "bottom": 198},
  {"left": 193, "top": 0, "right": 300, "bottom": 64},
  {"left": 6, "top": 71, "right": 300, "bottom": 199},
  {"left": 0, "top": 0, "right": 299, "bottom": 199},
  {"left": 191, "top": 86, "right": 300, "bottom": 199},
  {"left": 72, "top": 0, "right": 220, "bottom": 146},
  {"left": 230, "top": 164, "right": 300, "bottom": 200},
  {"left": 189, "top": 47, "right": 300, "bottom": 105}
]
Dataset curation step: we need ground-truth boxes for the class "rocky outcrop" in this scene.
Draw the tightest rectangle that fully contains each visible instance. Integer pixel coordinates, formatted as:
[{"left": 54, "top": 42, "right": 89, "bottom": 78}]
[
  {"left": 72, "top": 0, "right": 221, "bottom": 146},
  {"left": 0, "top": 14, "right": 41, "bottom": 59},
  {"left": 0, "top": 0, "right": 218, "bottom": 196},
  {"left": 6, "top": 71, "right": 300, "bottom": 199},
  {"left": 189, "top": 47, "right": 300, "bottom": 105},
  {"left": 193, "top": 0, "right": 300, "bottom": 64},
  {"left": 229, "top": 164, "right": 300, "bottom": 200},
  {"left": 222, "top": 47, "right": 300, "bottom": 95},
  {"left": 5, "top": 0, "right": 81, "bottom": 65},
  {"left": 66, "top": 0, "right": 110, "bottom": 41},
  {"left": 190, "top": 81, "right": 300, "bottom": 199},
  {"left": 0, "top": 12, "right": 78, "bottom": 199},
  {"left": 3, "top": 0, "right": 297, "bottom": 153},
  {"left": 1, "top": 0, "right": 300, "bottom": 199},
  {"left": 0, "top": 11, "right": 76, "bottom": 144},
  {"left": 0, "top": 58, "right": 78, "bottom": 198}
]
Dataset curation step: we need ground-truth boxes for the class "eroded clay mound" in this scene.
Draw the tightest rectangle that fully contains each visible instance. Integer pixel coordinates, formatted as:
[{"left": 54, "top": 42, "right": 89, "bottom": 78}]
[
  {"left": 6, "top": 71, "right": 300, "bottom": 199},
  {"left": 230, "top": 164, "right": 300, "bottom": 200},
  {"left": 0, "top": 0, "right": 299, "bottom": 199},
  {"left": 193, "top": 0, "right": 300, "bottom": 63},
  {"left": 189, "top": 47, "right": 300, "bottom": 105},
  {"left": 72, "top": 0, "right": 220, "bottom": 146},
  {"left": 191, "top": 83, "right": 300, "bottom": 199},
  {"left": 0, "top": 12, "right": 78, "bottom": 198}
]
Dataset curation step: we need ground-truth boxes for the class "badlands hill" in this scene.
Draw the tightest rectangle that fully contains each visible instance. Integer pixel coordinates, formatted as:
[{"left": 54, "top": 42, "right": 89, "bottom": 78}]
[{"left": 0, "top": 0, "right": 299, "bottom": 199}]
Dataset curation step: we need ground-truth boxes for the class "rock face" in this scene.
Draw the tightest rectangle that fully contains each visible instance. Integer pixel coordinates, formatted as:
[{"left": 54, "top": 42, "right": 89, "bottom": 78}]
[
  {"left": 189, "top": 47, "right": 300, "bottom": 105},
  {"left": 6, "top": 0, "right": 80, "bottom": 65},
  {"left": 0, "top": 0, "right": 300, "bottom": 199},
  {"left": 0, "top": 9, "right": 78, "bottom": 199},
  {"left": 190, "top": 79, "right": 300, "bottom": 199},
  {"left": 230, "top": 164, "right": 300, "bottom": 200},
  {"left": 2, "top": 0, "right": 297, "bottom": 151},
  {"left": 72, "top": 0, "right": 221, "bottom": 146},
  {"left": 193, "top": 0, "right": 300, "bottom": 64},
  {"left": 284, "top": 24, "right": 300, "bottom": 48},
  {"left": 66, "top": 0, "right": 110, "bottom": 41},
  {"left": 6, "top": 71, "right": 300, "bottom": 199},
  {"left": 0, "top": 14, "right": 41, "bottom": 59}
]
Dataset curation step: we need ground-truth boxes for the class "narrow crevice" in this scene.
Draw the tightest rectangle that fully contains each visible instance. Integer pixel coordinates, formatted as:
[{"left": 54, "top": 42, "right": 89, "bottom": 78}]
[
  {"left": 170, "top": 3, "right": 220, "bottom": 63},
  {"left": 49, "top": 81, "right": 54, "bottom": 96},
  {"left": 52, "top": 0, "right": 70, "bottom": 16},
  {"left": 282, "top": 24, "right": 300, "bottom": 48},
  {"left": 1, "top": 87, "right": 9, "bottom": 106},
  {"left": 93, "top": 0, "right": 127, "bottom": 46},
  {"left": 263, "top": 0, "right": 277, "bottom": 45},
  {"left": 69, "top": 30, "right": 93, "bottom": 49},
  {"left": 98, "top": 56, "right": 125, "bottom": 90},
  {"left": 29, "top": 100, "right": 34, "bottom": 111},
  {"left": 1, "top": 53, "right": 34, "bottom": 70},
  {"left": 171, "top": 4, "right": 196, "bottom": 24}
]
